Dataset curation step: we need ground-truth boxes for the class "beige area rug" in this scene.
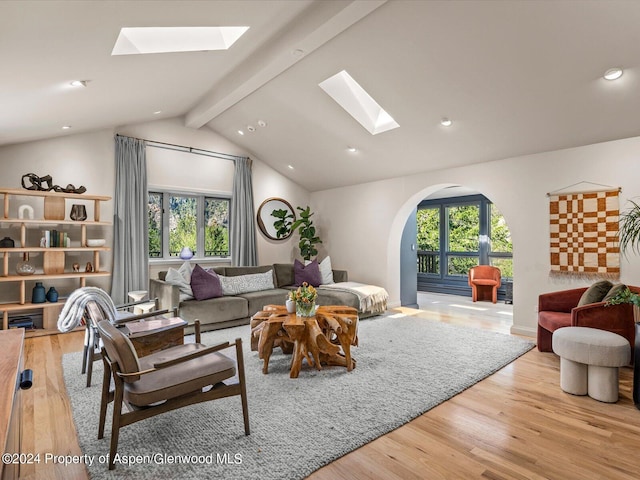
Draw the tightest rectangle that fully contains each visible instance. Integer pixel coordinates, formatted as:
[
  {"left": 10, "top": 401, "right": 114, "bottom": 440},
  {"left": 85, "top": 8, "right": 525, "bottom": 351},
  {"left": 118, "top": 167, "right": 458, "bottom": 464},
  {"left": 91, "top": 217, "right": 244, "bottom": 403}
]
[{"left": 62, "top": 313, "right": 534, "bottom": 479}]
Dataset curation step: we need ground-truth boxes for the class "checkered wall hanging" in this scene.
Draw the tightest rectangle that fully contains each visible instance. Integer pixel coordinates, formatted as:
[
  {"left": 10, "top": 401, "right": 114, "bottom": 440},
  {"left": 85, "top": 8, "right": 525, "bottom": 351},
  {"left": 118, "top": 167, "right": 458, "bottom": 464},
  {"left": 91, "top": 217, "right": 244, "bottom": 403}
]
[{"left": 549, "top": 189, "right": 620, "bottom": 279}]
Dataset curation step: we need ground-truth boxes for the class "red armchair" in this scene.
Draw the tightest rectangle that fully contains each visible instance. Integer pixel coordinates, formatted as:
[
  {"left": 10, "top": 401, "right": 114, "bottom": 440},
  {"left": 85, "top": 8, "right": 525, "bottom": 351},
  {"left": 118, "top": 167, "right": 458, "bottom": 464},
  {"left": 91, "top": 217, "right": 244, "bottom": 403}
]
[
  {"left": 468, "top": 265, "right": 501, "bottom": 303},
  {"left": 537, "top": 286, "right": 639, "bottom": 352}
]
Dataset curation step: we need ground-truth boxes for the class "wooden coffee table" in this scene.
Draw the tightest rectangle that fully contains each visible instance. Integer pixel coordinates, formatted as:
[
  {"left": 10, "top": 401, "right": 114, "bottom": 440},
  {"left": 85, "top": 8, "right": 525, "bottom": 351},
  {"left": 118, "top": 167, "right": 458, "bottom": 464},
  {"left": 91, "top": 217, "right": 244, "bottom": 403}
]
[
  {"left": 121, "top": 317, "right": 188, "bottom": 357},
  {"left": 251, "top": 305, "right": 358, "bottom": 378}
]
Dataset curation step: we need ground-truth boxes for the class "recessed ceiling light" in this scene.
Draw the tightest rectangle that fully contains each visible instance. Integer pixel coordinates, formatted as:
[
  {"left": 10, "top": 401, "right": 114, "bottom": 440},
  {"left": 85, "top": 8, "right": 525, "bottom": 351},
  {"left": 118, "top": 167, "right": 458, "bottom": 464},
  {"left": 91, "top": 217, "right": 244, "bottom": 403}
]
[
  {"left": 153, "top": 110, "right": 162, "bottom": 115},
  {"left": 247, "top": 125, "right": 255, "bottom": 132},
  {"left": 111, "top": 26, "right": 249, "bottom": 55},
  {"left": 347, "top": 146, "right": 357, "bottom": 153},
  {"left": 62, "top": 125, "right": 71, "bottom": 130},
  {"left": 257, "top": 120, "right": 267, "bottom": 128},
  {"left": 319, "top": 70, "right": 399, "bottom": 135},
  {"left": 604, "top": 67, "right": 623, "bottom": 80},
  {"left": 288, "top": 165, "right": 294, "bottom": 170},
  {"left": 70, "top": 80, "right": 87, "bottom": 87},
  {"left": 237, "top": 130, "right": 244, "bottom": 136},
  {"left": 440, "top": 118, "right": 452, "bottom": 127}
]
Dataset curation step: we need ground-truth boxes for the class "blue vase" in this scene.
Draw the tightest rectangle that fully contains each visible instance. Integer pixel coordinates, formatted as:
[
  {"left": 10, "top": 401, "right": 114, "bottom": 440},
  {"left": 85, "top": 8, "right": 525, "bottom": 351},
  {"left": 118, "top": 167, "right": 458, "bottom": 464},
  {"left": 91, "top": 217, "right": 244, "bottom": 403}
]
[
  {"left": 32, "top": 282, "right": 46, "bottom": 304},
  {"left": 46, "top": 286, "right": 59, "bottom": 303}
]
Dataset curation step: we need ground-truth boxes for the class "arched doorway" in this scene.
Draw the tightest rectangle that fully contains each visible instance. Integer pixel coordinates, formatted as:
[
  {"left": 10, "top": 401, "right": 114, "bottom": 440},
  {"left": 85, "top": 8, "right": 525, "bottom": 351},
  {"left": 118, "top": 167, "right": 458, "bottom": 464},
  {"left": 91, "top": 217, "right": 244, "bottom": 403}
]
[{"left": 395, "top": 184, "right": 514, "bottom": 311}]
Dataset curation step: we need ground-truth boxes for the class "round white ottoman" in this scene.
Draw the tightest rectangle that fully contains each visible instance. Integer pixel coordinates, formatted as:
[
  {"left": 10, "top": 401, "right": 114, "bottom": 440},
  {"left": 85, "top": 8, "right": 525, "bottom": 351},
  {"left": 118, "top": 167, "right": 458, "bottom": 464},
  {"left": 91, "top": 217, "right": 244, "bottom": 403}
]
[{"left": 552, "top": 327, "right": 630, "bottom": 403}]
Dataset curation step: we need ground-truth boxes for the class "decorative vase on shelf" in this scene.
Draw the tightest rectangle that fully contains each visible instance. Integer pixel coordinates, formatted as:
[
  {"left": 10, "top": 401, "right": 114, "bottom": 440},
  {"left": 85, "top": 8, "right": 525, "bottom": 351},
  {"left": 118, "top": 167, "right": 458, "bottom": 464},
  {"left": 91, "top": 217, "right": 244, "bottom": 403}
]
[
  {"left": 286, "top": 298, "right": 296, "bottom": 313},
  {"left": 16, "top": 253, "right": 36, "bottom": 276},
  {"left": 46, "top": 286, "right": 59, "bottom": 303},
  {"left": 179, "top": 247, "right": 194, "bottom": 260},
  {"left": 0, "top": 236, "right": 15, "bottom": 248},
  {"left": 69, "top": 204, "right": 87, "bottom": 221},
  {"left": 32, "top": 282, "right": 46, "bottom": 304},
  {"left": 296, "top": 301, "right": 316, "bottom": 317}
]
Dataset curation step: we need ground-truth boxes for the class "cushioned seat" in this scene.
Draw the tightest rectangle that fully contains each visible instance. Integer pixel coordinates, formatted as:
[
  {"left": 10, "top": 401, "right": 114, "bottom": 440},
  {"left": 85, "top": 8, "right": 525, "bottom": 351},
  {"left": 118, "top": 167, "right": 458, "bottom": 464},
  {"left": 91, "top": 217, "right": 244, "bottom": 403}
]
[
  {"left": 468, "top": 265, "right": 501, "bottom": 303},
  {"left": 129, "top": 344, "right": 236, "bottom": 406},
  {"left": 537, "top": 283, "right": 639, "bottom": 353},
  {"left": 552, "top": 327, "right": 630, "bottom": 403}
]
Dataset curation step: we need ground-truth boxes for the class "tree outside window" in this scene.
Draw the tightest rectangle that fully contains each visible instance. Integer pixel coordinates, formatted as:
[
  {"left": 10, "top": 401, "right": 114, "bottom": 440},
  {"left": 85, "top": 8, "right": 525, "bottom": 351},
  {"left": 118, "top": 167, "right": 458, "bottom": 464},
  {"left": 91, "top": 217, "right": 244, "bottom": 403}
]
[{"left": 148, "top": 191, "right": 230, "bottom": 259}]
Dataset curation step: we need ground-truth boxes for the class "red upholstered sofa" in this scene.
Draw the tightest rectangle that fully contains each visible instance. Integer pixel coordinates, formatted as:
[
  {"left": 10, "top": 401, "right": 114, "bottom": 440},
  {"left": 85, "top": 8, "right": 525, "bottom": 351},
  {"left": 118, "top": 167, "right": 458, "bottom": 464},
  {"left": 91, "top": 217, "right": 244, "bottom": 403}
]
[{"left": 537, "top": 286, "right": 640, "bottom": 353}]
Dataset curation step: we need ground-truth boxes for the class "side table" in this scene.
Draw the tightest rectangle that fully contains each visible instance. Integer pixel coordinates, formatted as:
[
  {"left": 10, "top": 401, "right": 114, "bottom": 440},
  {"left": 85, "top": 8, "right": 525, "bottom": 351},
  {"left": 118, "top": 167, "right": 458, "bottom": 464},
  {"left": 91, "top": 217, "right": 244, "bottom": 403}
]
[{"left": 122, "top": 317, "right": 188, "bottom": 357}]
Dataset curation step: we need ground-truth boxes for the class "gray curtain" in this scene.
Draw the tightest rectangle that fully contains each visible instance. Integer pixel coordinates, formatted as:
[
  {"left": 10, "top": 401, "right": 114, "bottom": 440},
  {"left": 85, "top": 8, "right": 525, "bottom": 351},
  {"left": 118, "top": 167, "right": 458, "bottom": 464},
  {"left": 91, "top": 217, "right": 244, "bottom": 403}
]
[
  {"left": 230, "top": 157, "right": 257, "bottom": 266},
  {"left": 111, "top": 135, "right": 149, "bottom": 304}
]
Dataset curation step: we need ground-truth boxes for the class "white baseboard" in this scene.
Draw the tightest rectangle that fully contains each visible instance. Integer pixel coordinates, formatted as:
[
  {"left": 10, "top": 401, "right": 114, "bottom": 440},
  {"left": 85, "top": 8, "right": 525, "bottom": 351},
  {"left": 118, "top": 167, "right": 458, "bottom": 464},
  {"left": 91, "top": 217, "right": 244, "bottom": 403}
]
[{"left": 511, "top": 325, "right": 536, "bottom": 338}]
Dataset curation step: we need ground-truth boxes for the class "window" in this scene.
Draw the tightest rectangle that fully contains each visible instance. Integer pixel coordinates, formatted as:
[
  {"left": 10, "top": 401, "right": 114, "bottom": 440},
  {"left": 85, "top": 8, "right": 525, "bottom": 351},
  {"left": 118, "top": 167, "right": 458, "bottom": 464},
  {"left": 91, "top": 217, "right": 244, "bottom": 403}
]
[
  {"left": 446, "top": 204, "right": 480, "bottom": 276},
  {"left": 416, "top": 194, "right": 513, "bottom": 294},
  {"left": 489, "top": 203, "right": 513, "bottom": 278},
  {"left": 416, "top": 207, "right": 440, "bottom": 274},
  {"left": 148, "top": 190, "right": 230, "bottom": 259}
]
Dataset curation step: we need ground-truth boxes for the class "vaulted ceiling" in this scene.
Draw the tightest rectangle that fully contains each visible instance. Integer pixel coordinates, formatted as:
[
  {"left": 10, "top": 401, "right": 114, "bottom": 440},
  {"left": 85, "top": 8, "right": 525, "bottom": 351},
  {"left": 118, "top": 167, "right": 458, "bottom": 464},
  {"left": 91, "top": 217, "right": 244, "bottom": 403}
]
[{"left": 2, "top": 0, "right": 640, "bottom": 191}]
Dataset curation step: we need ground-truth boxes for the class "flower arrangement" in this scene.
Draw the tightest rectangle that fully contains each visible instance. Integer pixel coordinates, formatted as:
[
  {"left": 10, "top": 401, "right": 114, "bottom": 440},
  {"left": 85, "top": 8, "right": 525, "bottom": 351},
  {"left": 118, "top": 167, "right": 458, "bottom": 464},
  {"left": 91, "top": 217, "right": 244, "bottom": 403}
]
[{"left": 292, "top": 282, "right": 318, "bottom": 317}]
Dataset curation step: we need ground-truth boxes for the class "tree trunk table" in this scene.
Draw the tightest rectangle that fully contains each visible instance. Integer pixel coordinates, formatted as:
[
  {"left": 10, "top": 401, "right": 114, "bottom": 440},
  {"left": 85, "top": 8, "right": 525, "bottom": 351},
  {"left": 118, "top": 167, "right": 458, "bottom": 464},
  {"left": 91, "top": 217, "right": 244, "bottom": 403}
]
[{"left": 250, "top": 305, "right": 358, "bottom": 378}]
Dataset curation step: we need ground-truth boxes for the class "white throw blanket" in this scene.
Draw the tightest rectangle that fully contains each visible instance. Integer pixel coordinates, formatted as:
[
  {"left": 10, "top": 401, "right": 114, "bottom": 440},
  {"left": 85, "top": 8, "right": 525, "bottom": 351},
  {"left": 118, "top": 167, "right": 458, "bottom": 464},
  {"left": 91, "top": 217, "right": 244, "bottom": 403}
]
[
  {"left": 319, "top": 282, "right": 389, "bottom": 313},
  {"left": 57, "top": 287, "right": 118, "bottom": 333}
]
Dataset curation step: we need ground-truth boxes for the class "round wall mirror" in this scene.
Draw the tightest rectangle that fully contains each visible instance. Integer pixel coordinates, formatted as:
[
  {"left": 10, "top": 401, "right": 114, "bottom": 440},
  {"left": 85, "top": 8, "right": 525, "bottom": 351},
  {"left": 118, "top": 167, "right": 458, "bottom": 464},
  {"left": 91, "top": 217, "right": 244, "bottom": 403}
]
[{"left": 257, "top": 197, "right": 296, "bottom": 240}]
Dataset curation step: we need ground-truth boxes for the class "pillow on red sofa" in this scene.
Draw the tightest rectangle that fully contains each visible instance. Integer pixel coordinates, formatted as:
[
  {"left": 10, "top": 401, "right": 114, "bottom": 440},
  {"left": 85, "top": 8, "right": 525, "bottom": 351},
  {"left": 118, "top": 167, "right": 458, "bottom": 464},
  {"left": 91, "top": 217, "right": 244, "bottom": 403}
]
[
  {"left": 577, "top": 280, "right": 613, "bottom": 306},
  {"left": 190, "top": 264, "right": 223, "bottom": 300},
  {"left": 294, "top": 259, "right": 322, "bottom": 287},
  {"left": 603, "top": 283, "right": 628, "bottom": 303}
]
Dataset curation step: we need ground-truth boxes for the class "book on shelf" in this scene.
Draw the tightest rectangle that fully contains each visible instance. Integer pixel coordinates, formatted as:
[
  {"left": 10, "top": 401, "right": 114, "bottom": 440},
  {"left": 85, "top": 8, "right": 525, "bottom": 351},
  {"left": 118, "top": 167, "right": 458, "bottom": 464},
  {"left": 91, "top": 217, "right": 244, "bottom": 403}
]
[{"left": 42, "top": 230, "right": 69, "bottom": 248}]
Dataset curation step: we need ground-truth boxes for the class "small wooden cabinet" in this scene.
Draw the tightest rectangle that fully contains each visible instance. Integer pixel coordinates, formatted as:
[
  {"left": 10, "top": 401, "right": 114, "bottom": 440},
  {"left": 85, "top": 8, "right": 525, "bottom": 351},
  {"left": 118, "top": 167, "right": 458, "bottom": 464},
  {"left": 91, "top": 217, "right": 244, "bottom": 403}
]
[
  {"left": 0, "top": 329, "right": 25, "bottom": 480},
  {"left": 0, "top": 188, "right": 112, "bottom": 335}
]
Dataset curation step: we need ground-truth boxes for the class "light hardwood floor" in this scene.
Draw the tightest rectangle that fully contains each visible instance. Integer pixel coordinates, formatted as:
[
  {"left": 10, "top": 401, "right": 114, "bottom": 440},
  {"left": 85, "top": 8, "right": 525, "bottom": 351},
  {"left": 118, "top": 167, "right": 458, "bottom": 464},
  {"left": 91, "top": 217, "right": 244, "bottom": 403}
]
[{"left": 19, "top": 296, "right": 640, "bottom": 479}]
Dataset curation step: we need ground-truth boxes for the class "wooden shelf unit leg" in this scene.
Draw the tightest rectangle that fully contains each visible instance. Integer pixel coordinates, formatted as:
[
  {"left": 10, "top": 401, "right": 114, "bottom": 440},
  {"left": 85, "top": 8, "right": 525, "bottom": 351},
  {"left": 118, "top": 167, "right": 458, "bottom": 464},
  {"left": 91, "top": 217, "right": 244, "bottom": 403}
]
[
  {"left": 94, "top": 199, "right": 101, "bottom": 222},
  {"left": 81, "top": 224, "right": 86, "bottom": 247},
  {"left": 93, "top": 251, "right": 100, "bottom": 272},
  {"left": 3, "top": 193, "right": 8, "bottom": 219},
  {"left": 2, "top": 310, "right": 7, "bottom": 330},
  {"left": 3, "top": 252, "right": 8, "bottom": 277},
  {"left": 19, "top": 280, "right": 26, "bottom": 304}
]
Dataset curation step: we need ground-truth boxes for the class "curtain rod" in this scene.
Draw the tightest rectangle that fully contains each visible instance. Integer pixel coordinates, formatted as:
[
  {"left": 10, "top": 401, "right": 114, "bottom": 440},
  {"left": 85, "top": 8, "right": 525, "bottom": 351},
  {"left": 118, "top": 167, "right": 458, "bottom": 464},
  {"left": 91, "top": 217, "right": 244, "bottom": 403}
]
[{"left": 115, "top": 133, "right": 246, "bottom": 162}]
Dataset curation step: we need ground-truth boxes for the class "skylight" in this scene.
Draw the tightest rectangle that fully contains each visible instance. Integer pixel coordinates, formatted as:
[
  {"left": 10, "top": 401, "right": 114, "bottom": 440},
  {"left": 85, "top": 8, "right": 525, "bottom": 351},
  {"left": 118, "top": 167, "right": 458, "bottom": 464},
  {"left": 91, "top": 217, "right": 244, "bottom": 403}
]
[
  {"left": 319, "top": 70, "right": 399, "bottom": 135},
  {"left": 111, "top": 26, "right": 249, "bottom": 55}
]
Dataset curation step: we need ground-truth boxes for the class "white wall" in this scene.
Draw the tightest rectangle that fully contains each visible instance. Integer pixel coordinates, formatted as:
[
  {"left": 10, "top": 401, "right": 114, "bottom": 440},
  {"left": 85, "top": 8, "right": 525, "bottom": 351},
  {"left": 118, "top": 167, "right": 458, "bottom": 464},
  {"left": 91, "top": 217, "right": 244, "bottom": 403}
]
[
  {"left": 311, "top": 136, "right": 640, "bottom": 337},
  {"left": 0, "top": 117, "right": 310, "bottom": 299},
  {"left": 0, "top": 129, "right": 115, "bottom": 299},
  {"left": 118, "top": 117, "right": 310, "bottom": 268}
]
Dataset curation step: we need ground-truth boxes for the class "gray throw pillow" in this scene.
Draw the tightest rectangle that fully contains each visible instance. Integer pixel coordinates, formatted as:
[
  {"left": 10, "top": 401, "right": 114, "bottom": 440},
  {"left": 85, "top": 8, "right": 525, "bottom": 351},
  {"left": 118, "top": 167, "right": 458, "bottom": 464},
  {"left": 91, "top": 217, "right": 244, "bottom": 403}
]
[
  {"left": 603, "top": 283, "right": 628, "bottom": 303},
  {"left": 577, "top": 280, "right": 614, "bottom": 306},
  {"left": 219, "top": 270, "right": 275, "bottom": 295}
]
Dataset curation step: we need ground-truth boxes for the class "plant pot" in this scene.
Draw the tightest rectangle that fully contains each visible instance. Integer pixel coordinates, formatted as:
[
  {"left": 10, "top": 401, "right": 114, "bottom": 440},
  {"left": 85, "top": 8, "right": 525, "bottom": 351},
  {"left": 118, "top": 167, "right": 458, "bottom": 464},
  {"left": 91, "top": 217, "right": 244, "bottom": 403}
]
[
  {"left": 634, "top": 323, "right": 640, "bottom": 409},
  {"left": 296, "top": 301, "right": 316, "bottom": 317}
]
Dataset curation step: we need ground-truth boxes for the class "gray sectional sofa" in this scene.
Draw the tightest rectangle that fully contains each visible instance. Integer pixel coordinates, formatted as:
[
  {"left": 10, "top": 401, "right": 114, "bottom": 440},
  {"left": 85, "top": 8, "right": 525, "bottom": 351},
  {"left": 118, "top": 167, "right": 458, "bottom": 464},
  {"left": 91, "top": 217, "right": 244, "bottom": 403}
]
[{"left": 149, "top": 263, "right": 368, "bottom": 333}]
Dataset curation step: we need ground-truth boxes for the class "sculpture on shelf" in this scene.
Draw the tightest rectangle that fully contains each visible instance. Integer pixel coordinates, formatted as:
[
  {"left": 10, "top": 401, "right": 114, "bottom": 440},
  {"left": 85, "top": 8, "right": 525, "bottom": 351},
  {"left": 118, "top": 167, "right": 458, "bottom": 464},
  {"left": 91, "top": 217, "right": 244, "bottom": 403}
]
[
  {"left": 21, "top": 173, "right": 86, "bottom": 194},
  {"left": 85, "top": 262, "right": 94, "bottom": 273}
]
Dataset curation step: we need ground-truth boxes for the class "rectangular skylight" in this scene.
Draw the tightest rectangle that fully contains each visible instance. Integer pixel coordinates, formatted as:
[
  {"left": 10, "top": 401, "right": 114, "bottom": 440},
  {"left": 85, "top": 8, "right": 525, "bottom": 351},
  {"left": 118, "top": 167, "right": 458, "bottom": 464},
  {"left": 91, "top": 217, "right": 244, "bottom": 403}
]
[
  {"left": 111, "top": 26, "right": 249, "bottom": 55},
  {"left": 319, "top": 70, "right": 399, "bottom": 135}
]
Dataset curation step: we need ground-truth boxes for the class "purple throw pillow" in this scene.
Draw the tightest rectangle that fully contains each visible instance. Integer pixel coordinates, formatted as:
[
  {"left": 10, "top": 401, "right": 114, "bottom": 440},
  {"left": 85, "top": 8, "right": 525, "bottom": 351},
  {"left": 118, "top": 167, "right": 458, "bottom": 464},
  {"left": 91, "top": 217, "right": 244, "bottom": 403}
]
[
  {"left": 190, "top": 264, "right": 223, "bottom": 300},
  {"left": 294, "top": 259, "right": 322, "bottom": 287}
]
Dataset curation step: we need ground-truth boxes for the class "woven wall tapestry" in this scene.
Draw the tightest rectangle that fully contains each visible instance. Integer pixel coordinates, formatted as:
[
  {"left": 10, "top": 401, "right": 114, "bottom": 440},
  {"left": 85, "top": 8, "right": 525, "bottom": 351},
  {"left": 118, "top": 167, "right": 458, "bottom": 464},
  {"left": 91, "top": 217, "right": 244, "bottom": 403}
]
[{"left": 549, "top": 189, "right": 620, "bottom": 279}]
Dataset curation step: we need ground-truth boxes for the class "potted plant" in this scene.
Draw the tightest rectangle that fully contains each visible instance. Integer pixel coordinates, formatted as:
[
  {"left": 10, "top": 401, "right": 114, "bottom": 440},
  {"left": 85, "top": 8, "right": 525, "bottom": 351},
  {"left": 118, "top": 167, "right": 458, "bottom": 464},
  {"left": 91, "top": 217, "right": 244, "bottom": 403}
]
[
  {"left": 289, "top": 206, "right": 322, "bottom": 261},
  {"left": 612, "top": 198, "right": 640, "bottom": 408},
  {"left": 619, "top": 199, "right": 640, "bottom": 256}
]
